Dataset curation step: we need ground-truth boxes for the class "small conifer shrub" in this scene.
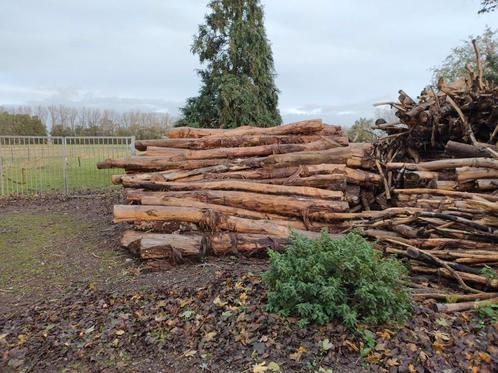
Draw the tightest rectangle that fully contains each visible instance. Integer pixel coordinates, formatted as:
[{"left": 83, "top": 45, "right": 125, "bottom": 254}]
[{"left": 262, "top": 231, "right": 412, "bottom": 329}]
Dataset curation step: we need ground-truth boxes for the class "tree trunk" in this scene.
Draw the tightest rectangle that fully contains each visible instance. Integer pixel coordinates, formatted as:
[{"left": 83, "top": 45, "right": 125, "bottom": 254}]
[{"left": 166, "top": 120, "right": 327, "bottom": 138}]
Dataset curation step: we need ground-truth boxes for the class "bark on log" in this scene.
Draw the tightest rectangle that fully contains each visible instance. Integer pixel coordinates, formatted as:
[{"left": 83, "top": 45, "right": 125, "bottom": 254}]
[
  {"left": 119, "top": 178, "right": 344, "bottom": 200},
  {"left": 125, "top": 190, "right": 348, "bottom": 218},
  {"left": 121, "top": 230, "right": 203, "bottom": 260},
  {"left": 166, "top": 120, "right": 327, "bottom": 139},
  {"left": 135, "top": 134, "right": 348, "bottom": 151},
  {"left": 476, "top": 179, "right": 498, "bottom": 191},
  {"left": 138, "top": 196, "right": 328, "bottom": 231},
  {"left": 386, "top": 158, "right": 498, "bottom": 171},
  {"left": 436, "top": 297, "right": 498, "bottom": 313},
  {"left": 393, "top": 188, "right": 498, "bottom": 202},
  {"left": 445, "top": 141, "right": 491, "bottom": 158},
  {"left": 113, "top": 205, "right": 317, "bottom": 237},
  {"left": 456, "top": 167, "right": 498, "bottom": 181},
  {"left": 144, "top": 139, "right": 341, "bottom": 159}
]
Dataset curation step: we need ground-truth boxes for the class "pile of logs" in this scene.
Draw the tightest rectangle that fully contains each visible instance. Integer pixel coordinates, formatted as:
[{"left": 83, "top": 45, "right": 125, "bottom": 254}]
[
  {"left": 97, "top": 120, "right": 381, "bottom": 262},
  {"left": 98, "top": 41, "right": 497, "bottom": 309},
  {"left": 362, "top": 41, "right": 498, "bottom": 309}
]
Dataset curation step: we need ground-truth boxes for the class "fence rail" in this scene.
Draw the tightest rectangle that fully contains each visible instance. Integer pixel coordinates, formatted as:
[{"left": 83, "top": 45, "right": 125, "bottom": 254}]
[{"left": 0, "top": 136, "right": 135, "bottom": 195}]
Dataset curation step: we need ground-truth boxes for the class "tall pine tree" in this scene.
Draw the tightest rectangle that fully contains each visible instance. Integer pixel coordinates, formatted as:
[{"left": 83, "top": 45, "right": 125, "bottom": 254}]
[{"left": 179, "top": 0, "right": 282, "bottom": 128}]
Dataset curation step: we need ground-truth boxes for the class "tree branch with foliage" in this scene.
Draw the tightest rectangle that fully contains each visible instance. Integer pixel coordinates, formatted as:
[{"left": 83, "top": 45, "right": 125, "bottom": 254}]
[
  {"left": 479, "top": 0, "right": 497, "bottom": 13},
  {"left": 179, "top": 0, "right": 282, "bottom": 128},
  {"left": 431, "top": 27, "right": 498, "bottom": 85}
]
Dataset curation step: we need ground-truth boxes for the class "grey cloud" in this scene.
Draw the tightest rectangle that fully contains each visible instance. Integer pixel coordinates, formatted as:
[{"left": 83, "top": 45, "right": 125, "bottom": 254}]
[{"left": 0, "top": 0, "right": 495, "bottom": 125}]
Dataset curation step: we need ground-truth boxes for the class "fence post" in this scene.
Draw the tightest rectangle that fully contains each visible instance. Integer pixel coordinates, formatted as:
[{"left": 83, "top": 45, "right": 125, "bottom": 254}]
[
  {"left": 0, "top": 140, "right": 4, "bottom": 196},
  {"left": 63, "top": 137, "right": 68, "bottom": 194},
  {"left": 130, "top": 136, "right": 136, "bottom": 156}
]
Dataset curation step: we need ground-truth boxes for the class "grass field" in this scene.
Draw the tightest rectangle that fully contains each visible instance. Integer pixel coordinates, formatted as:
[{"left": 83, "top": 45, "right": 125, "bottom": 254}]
[{"left": 0, "top": 140, "right": 132, "bottom": 195}]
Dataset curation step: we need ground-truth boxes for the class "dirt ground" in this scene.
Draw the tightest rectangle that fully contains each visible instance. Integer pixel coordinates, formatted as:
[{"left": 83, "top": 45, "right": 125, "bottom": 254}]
[{"left": 0, "top": 193, "right": 497, "bottom": 372}]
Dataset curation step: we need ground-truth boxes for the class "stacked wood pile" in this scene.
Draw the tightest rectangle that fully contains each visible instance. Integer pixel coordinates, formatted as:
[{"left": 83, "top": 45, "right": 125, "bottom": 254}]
[
  {"left": 97, "top": 120, "right": 382, "bottom": 263},
  {"left": 360, "top": 41, "right": 498, "bottom": 309}
]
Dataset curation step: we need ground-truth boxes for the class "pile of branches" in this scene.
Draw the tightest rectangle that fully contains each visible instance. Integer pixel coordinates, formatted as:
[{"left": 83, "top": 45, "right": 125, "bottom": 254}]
[
  {"left": 365, "top": 41, "right": 498, "bottom": 309},
  {"left": 97, "top": 120, "right": 381, "bottom": 262},
  {"left": 374, "top": 40, "right": 498, "bottom": 163}
]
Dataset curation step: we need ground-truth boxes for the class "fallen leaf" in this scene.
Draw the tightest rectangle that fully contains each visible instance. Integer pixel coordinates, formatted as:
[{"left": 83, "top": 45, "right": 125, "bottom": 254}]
[
  {"left": 408, "top": 363, "right": 417, "bottom": 373},
  {"left": 213, "top": 296, "right": 227, "bottom": 308},
  {"left": 385, "top": 358, "right": 399, "bottom": 367},
  {"left": 407, "top": 343, "right": 418, "bottom": 353},
  {"left": 267, "top": 362, "right": 281, "bottom": 372},
  {"left": 183, "top": 350, "right": 197, "bottom": 358},
  {"left": 433, "top": 340, "right": 444, "bottom": 354},
  {"left": 377, "top": 329, "right": 393, "bottom": 340},
  {"left": 289, "top": 346, "right": 306, "bottom": 361},
  {"left": 479, "top": 351, "right": 491, "bottom": 363},
  {"left": 252, "top": 362, "right": 268, "bottom": 373},
  {"left": 204, "top": 331, "right": 217, "bottom": 342},
  {"left": 321, "top": 338, "right": 333, "bottom": 351},
  {"left": 239, "top": 292, "right": 248, "bottom": 303},
  {"left": 17, "top": 334, "right": 26, "bottom": 346},
  {"left": 344, "top": 340, "right": 358, "bottom": 352},
  {"left": 366, "top": 352, "right": 381, "bottom": 363},
  {"left": 115, "top": 329, "right": 125, "bottom": 336}
]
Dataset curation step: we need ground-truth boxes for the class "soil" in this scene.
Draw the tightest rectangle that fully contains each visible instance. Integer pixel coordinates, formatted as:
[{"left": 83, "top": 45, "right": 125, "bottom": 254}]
[{"left": 0, "top": 193, "right": 497, "bottom": 372}]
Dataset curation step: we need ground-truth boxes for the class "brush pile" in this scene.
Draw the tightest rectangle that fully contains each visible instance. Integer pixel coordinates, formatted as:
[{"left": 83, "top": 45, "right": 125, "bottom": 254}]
[
  {"left": 97, "top": 120, "right": 382, "bottom": 262},
  {"left": 359, "top": 41, "right": 498, "bottom": 308}
]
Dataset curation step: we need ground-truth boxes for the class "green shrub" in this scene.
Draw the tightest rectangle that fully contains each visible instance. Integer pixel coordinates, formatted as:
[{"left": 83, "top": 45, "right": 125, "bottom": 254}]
[{"left": 262, "top": 231, "right": 412, "bottom": 329}]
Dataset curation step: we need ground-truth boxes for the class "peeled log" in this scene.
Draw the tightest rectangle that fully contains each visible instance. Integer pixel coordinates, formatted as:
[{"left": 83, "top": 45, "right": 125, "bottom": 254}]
[
  {"left": 166, "top": 120, "right": 326, "bottom": 139},
  {"left": 119, "top": 178, "right": 344, "bottom": 200},
  {"left": 113, "top": 205, "right": 317, "bottom": 237}
]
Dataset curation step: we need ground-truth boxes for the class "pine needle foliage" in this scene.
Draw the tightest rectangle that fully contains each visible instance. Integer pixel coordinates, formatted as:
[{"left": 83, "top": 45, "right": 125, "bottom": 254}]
[
  {"left": 179, "top": 0, "right": 282, "bottom": 128},
  {"left": 262, "top": 231, "right": 412, "bottom": 329}
]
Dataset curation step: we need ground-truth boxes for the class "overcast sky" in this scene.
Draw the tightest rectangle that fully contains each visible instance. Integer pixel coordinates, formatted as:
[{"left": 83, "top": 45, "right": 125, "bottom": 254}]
[{"left": 0, "top": 0, "right": 495, "bottom": 125}]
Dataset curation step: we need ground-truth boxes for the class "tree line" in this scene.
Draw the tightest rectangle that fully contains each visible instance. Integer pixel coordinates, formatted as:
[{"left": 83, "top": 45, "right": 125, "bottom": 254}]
[{"left": 0, "top": 106, "right": 174, "bottom": 139}]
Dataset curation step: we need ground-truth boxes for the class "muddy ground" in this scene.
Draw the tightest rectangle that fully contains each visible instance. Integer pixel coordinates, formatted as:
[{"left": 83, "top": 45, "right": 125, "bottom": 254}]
[{"left": 0, "top": 193, "right": 497, "bottom": 372}]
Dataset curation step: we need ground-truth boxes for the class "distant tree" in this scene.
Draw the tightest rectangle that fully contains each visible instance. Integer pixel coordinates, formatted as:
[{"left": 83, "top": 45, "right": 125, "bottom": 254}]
[
  {"left": 479, "top": 0, "right": 497, "bottom": 13},
  {"left": 347, "top": 118, "right": 382, "bottom": 143},
  {"left": 179, "top": 0, "right": 282, "bottom": 128},
  {"left": 431, "top": 27, "right": 498, "bottom": 85},
  {"left": 0, "top": 111, "right": 47, "bottom": 136}
]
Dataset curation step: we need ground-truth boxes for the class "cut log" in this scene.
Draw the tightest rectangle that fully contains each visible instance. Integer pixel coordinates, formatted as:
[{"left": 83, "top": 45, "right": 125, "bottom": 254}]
[
  {"left": 436, "top": 297, "right": 498, "bottom": 313},
  {"left": 166, "top": 120, "right": 326, "bottom": 138},
  {"left": 138, "top": 196, "right": 327, "bottom": 231},
  {"left": 386, "top": 157, "right": 498, "bottom": 171},
  {"left": 121, "top": 230, "right": 203, "bottom": 260},
  {"left": 113, "top": 205, "right": 317, "bottom": 237},
  {"left": 475, "top": 179, "right": 498, "bottom": 191},
  {"left": 144, "top": 139, "right": 340, "bottom": 159},
  {"left": 456, "top": 167, "right": 498, "bottom": 181},
  {"left": 135, "top": 134, "right": 348, "bottom": 151},
  {"left": 119, "top": 178, "right": 344, "bottom": 200},
  {"left": 445, "top": 141, "right": 492, "bottom": 158}
]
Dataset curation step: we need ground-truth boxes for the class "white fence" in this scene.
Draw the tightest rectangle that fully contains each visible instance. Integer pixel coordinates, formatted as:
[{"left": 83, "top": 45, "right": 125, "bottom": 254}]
[{"left": 0, "top": 136, "right": 135, "bottom": 195}]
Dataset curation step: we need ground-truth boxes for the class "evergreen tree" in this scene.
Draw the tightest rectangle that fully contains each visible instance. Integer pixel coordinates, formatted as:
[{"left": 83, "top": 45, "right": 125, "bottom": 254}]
[{"left": 179, "top": 0, "right": 282, "bottom": 128}]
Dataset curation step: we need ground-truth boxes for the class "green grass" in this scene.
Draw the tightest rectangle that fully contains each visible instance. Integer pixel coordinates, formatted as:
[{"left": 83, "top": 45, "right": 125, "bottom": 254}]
[
  {"left": 0, "top": 211, "right": 126, "bottom": 297},
  {"left": 0, "top": 143, "right": 130, "bottom": 195}
]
